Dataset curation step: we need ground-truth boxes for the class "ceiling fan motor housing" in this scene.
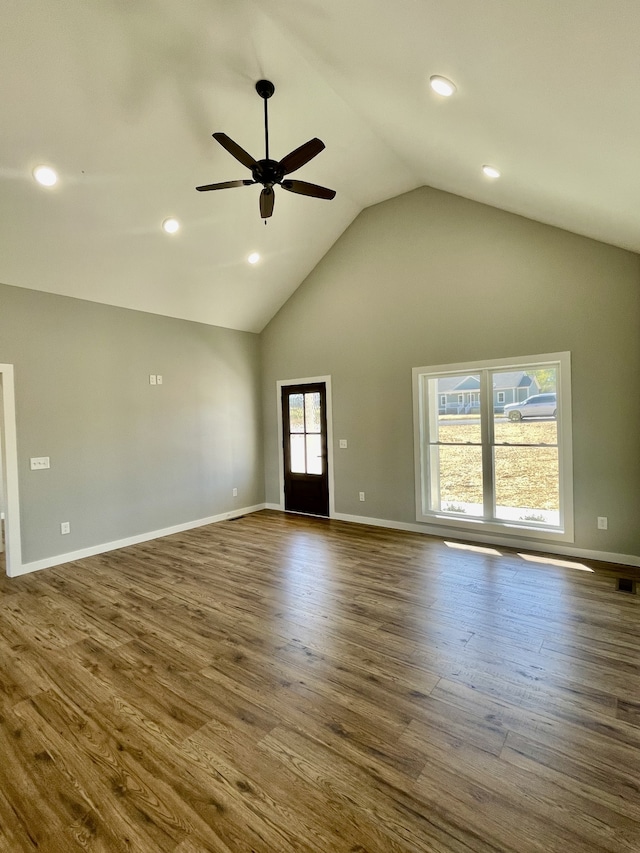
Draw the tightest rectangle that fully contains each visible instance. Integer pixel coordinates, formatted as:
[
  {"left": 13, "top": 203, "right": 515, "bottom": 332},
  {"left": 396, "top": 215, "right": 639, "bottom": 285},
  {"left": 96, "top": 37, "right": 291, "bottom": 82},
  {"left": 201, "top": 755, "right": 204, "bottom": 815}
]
[{"left": 253, "top": 159, "right": 284, "bottom": 187}]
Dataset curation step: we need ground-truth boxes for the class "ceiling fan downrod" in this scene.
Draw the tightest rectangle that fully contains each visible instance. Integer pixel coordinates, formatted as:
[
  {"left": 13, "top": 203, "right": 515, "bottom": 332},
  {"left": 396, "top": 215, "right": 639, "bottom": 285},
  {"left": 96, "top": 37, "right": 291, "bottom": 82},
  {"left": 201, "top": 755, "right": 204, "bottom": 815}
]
[{"left": 255, "top": 79, "right": 275, "bottom": 162}]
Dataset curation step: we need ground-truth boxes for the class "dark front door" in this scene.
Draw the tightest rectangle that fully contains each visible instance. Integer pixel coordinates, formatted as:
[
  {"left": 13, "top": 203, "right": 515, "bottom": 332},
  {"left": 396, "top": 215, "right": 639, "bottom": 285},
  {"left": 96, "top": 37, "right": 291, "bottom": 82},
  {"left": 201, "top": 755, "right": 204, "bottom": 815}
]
[{"left": 281, "top": 383, "right": 329, "bottom": 516}]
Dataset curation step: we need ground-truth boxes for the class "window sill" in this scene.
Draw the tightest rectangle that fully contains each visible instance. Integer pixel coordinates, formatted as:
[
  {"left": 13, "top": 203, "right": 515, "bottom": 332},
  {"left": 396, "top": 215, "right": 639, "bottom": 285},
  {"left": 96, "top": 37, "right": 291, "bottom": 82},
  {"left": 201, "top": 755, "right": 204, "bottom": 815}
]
[{"left": 417, "top": 511, "right": 574, "bottom": 543}]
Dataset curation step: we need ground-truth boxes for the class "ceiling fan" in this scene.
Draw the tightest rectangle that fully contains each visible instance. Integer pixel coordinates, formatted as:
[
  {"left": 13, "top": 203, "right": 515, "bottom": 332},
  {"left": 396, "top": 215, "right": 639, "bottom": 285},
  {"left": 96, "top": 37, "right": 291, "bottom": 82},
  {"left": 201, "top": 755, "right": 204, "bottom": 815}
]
[{"left": 196, "top": 79, "right": 336, "bottom": 219}]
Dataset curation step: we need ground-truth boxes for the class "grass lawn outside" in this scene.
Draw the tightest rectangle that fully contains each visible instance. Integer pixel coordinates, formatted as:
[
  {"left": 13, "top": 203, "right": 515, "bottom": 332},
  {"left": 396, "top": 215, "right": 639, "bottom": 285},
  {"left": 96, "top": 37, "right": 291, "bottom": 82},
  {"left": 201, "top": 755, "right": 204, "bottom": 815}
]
[{"left": 435, "top": 419, "right": 559, "bottom": 521}]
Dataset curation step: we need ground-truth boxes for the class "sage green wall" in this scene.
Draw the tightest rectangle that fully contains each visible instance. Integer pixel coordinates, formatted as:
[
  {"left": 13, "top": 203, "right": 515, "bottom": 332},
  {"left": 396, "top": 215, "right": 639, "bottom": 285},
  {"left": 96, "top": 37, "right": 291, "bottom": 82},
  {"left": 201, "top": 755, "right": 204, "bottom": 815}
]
[
  {"left": 261, "top": 186, "right": 640, "bottom": 559},
  {"left": 0, "top": 283, "right": 263, "bottom": 564}
]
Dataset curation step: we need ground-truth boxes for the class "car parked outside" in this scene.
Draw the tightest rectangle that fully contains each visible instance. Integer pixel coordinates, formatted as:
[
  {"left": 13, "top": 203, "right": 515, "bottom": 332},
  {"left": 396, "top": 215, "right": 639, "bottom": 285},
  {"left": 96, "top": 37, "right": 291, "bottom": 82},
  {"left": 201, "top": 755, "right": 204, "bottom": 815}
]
[{"left": 503, "top": 393, "right": 557, "bottom": 421}]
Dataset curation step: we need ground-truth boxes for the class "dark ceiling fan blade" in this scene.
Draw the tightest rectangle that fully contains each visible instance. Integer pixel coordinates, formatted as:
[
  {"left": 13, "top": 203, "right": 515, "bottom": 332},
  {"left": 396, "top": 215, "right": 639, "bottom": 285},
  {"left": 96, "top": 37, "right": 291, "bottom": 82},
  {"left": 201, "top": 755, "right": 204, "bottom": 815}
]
[
  {"left": 212, "top": 133, "right": 258, "bottom": 170},
  {"left": 278, "top": 138, "right": 325, "bottom": 175},
  {"left": 260, "top": 187, "right": 275, "bottom": 219},
  {"left": 196, "top": 179, "right": 255, "bottom": 192},
  {"left": 281, "top": 179, "right": 336, "bottom": 200}
]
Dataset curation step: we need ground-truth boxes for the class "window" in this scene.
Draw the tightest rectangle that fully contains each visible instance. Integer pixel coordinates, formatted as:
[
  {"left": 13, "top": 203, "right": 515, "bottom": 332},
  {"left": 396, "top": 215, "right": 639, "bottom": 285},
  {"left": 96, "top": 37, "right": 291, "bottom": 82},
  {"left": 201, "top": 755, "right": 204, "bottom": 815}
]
[
  {"left": 287, "top": 391, "right": 323, "bottom": 474},
  {"left": 413, "top": 353, "right": 573, "bottom": 540},
  {"left": 440, "top": 394, "right": 446, "bottom": 406},
  {"left": 497, "top": 391, "right": 505, "bottom": 404}
]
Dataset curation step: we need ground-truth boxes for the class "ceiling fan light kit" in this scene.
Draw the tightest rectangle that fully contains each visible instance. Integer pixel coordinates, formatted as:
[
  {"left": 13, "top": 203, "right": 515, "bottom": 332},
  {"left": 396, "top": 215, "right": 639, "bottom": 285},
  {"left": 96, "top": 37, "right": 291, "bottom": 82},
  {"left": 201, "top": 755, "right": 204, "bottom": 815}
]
[{"left": 196, "top": 80, "right": 336, "bottom": 220}]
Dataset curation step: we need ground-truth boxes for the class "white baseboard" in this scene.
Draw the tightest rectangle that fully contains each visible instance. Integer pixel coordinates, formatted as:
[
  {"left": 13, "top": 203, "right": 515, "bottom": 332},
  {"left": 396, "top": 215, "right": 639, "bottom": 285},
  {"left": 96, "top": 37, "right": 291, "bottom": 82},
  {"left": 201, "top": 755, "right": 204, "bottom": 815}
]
[
  {"left": 12, "top": 503, "right": 267, "bottom": 577},
  {"left": 12, "top": 503, "right": 638, "bottom": 577},
  {"left": 331, "top": 511, "right": 640, "bottom": 568}
]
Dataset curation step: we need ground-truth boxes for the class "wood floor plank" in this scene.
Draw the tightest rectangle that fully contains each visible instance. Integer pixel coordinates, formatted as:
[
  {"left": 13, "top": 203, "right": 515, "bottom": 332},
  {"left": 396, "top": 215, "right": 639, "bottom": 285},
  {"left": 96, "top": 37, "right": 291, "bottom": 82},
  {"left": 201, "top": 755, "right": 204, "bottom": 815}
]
[
  {"left": 186, "top": 723, "right": 412, "bottom": 853},
  {"left": 0, "top": 704, "right": 93, "bottom": 849},
  {"left": 410, "top": 723, "right": 637, "bottom": 853},
  {"left": 260, "top": 724, "right": 498, "bottom": 853},
  {"left": 199, "top": 660, "right": 428, "bottom": 779},
  {"left": 500, "top": 730, "right": 640, "bottom": 823},
  {"left": 13, "top": 690, "right": 217, "bottom": 852},
  {"left": 1, "top": 510, "right": 639, "bottom": 852},
  {"left": 431, "top": 677, "right": 640, "bottom": 772}
]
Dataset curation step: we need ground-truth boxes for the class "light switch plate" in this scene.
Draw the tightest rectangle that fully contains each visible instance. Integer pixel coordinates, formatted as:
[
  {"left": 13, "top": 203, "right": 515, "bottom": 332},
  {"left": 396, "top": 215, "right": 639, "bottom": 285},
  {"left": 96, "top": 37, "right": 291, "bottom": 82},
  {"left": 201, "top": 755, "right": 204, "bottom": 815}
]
[
  {"left": 339, "top": 439, "right": 348, "bottom": 449},
  {"left": 30, "top": 457, "right": 50, "bottom": 470},
  {"left": 149, "top": 374, "right": 157, "bottom": 385}
]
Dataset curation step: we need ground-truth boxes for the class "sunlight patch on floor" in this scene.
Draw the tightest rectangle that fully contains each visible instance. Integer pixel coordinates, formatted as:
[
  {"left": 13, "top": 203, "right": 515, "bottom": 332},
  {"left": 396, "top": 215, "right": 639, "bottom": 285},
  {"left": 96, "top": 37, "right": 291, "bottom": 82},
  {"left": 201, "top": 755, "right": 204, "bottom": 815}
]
[
  {"left": 517, "top": 553, "right": 593, "bottom": 572},
  {"left": 444, "top": 541, "right": 501, "bottom": 556}
]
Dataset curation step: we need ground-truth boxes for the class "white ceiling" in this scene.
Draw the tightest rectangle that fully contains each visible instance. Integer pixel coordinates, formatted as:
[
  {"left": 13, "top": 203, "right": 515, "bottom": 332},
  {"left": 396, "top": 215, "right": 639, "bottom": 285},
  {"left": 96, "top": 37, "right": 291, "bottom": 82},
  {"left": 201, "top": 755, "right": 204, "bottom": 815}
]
[{"left": 2, "top": 1, "right": 640, "bottom": 333}]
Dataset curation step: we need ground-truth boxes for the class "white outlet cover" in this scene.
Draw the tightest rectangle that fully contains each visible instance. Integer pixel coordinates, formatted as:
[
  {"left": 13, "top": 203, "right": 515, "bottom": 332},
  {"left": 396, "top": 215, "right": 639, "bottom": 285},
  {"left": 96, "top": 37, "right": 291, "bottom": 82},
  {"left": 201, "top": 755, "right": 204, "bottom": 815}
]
[
  {"left": 149, "top": 374, "right": 157, "bottom": 385},
  {"left": 156, "top": 375, "right": 163, "bottom": 385}
]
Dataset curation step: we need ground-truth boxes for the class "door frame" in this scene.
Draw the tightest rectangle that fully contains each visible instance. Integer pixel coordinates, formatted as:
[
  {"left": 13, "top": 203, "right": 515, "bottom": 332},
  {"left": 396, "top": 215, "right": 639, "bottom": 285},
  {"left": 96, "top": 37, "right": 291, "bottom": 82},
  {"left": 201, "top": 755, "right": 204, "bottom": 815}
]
[
  {"left": 0, "top": 364, "right": 23, "bottom": 576},
  {"left": 276, "top": 375, "right": 335, "bottom": 517}
]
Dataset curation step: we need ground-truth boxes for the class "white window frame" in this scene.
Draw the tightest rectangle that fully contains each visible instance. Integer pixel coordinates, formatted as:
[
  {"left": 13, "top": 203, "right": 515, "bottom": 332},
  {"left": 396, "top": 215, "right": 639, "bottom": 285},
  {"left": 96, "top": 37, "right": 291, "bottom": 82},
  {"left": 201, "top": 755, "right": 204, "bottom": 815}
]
[
  {"left": 497, "top": 391, "right": 505, "bottom": 404},
  {"left": 412, "top": 352, "right": 573, "bottom": 542}
]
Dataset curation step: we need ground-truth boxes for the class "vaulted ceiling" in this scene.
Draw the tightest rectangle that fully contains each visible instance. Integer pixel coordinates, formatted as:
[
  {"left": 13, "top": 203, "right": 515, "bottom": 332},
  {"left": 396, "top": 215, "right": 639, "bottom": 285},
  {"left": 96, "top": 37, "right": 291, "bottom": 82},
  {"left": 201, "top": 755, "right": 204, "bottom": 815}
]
[{"left": 2, "top": 1, "right": 639, "bottom": 332}]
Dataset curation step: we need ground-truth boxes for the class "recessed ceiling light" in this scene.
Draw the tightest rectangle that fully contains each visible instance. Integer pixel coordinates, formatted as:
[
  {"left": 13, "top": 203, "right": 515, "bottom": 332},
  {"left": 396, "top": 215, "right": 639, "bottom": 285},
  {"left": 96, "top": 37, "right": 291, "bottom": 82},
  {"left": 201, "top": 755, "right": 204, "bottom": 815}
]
[
  {"left": 33, "top": 165, "right": 58, "bottom": 187},
  {"left": 429, "top": 75, "right": 456, "bottom": 97},
  {"left": 162, "top": 218, "right": 180, "bottom": 234},
  {"left": 482, "top": 165, "right": 501, "bottom": 179},
  {"left": 248, "top": 252, "right": 260, "bottom": 265}
]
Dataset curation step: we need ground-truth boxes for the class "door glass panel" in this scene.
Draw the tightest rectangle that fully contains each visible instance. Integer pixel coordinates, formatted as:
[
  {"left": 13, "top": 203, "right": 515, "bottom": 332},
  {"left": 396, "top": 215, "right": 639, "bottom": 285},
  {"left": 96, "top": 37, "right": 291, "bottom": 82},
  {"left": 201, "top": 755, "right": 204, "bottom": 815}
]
[
  {"left": 283, "top": 383, "right": 329, "bottom": 517},
  {"left": 306, "top": 434, "right": 322, "bottom": 474},
  {"left": 305, "top": 392, "right": 321, "bottom": 433},
  {"left": 290, "top": 434, "right": 306, "bottom": 473},
  {"left": 289, "top": 394, "right": 305, "bottom": 433},
  {"left": 429, "top": 445, "right": 483, "bottom": 516},
  {"left": 494, "top": 447, "right": 559, "bottom": 525}
]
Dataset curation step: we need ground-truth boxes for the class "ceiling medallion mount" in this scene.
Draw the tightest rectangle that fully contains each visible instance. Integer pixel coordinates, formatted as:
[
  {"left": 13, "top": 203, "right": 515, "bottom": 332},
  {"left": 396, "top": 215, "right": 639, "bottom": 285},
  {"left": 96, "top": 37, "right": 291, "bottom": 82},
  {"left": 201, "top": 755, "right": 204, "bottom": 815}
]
[
  {"left": 255, "top": 79, "right": 275, "bottom": 100},
  {"left": 196, "top": 79, "right": 336, "bottom": 220}
]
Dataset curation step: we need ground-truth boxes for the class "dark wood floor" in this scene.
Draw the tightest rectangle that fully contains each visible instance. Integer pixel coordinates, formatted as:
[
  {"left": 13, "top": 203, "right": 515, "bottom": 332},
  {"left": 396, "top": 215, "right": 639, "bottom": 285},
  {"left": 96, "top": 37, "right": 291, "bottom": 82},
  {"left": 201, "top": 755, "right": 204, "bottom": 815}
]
[{"left": 0, "top": 510, "right": 639, "bottom": 852}]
